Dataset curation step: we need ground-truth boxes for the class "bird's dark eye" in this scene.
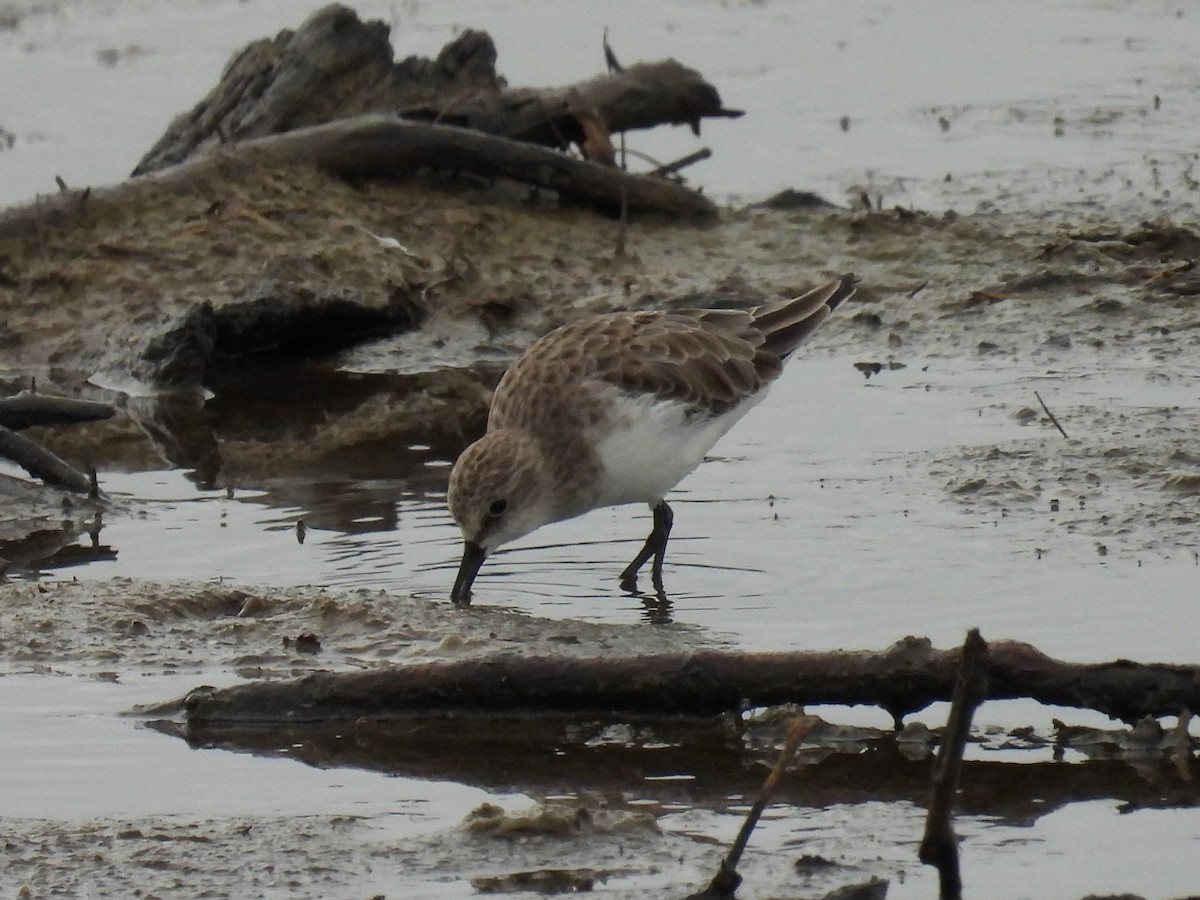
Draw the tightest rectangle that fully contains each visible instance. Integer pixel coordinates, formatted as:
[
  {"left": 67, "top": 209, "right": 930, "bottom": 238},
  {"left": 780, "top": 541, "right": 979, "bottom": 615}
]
[{"left": 487, "top": 498, "right": 508, "bottom": 518}]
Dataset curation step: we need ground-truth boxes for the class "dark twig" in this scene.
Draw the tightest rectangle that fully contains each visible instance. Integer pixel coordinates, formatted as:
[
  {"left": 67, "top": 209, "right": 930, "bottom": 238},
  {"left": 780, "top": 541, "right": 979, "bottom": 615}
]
[
  {"left": 602, "top": 27, "right": 623, "bottom": 73},
  {"left": 650, "top": 147, "right": 713, "bottom": 178},
  {"left": 907, "top": 280, "right": 929, "bottom": 298},
  {"left": 1034, "top": 390, "right": 1069, "bottom": 439},
  {"left": 919, "top": 629, "right": 989, "bottom": 900},
  {"left": 692, "top": 717, "right": 813, "bottom": 898},
  {"left": 614, "top": 185, "right": 629, "bottom": 258}
]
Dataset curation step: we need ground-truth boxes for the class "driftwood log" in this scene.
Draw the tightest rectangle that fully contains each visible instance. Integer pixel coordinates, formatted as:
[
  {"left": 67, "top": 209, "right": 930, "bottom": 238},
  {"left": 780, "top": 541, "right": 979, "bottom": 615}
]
[
  {"left": 228, "top": 115, "right": 718, "bottom": 218},
  {"left": 116, "top": 3, "right": 729, "bottom": 219},
  {"left": 0, "top": 390, "right": 111, "bottom": 494},
  {"left": 0, "top": 392, "right": 114, "bottom": 430},
  {"left": 0, "top": 6, "right": 729, "bottom": 244},
  {"left": 0, "top": 112, "right": 716, "bottom": 245},
  {"left": 180, "top": 637, "right": 1200, "bottom": 727},
  {"left": 133, "top": 4, "right": 741, "bottom": 176},
  {"left": 0, "top": 424, "right": 95, "bottom": 494}
]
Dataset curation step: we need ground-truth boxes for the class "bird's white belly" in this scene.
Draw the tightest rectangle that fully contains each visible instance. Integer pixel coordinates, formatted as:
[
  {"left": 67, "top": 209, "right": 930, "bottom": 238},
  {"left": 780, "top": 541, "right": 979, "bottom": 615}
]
[{"left": 590, "top": 389, "right": 766, "bottom": 507}]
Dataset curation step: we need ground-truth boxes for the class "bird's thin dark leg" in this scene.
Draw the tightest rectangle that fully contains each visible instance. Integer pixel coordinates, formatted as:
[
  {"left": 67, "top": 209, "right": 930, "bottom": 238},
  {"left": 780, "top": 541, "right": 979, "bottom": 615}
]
[{"left": 619, "top": 500, "right": 674, "bottom": 595}]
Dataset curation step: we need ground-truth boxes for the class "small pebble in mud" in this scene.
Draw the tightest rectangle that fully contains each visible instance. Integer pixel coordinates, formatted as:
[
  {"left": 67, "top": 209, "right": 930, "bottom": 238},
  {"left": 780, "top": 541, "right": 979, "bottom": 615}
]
[
  {"left": 284, "top": 632, "right": 321, "bottom": 654},
  {"left": 795, "top": 852, "right": 841, "bottom": 872}
]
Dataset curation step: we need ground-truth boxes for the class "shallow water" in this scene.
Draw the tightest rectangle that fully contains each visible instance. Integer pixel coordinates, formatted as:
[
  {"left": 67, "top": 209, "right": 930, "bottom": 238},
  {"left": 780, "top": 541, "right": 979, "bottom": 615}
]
[{"left": 19, "top": 356, "right": 1195, "bottom": 663}]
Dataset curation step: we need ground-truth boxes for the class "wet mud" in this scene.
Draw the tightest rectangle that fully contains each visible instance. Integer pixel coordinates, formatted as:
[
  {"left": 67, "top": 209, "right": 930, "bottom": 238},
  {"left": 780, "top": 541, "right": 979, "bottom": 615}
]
[
  {"left": 4, "top": 137, "right": 1200, "bottom": 900},
  {"left": 4, "top": 3, "right": 1200, "bottom": 898}
]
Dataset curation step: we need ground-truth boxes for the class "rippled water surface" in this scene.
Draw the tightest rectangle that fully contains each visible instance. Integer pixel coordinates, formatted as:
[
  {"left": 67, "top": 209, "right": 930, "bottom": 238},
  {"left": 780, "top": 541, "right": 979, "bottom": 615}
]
[{"left": 38, "top": 356, "right": 1196, "bottom": 663}]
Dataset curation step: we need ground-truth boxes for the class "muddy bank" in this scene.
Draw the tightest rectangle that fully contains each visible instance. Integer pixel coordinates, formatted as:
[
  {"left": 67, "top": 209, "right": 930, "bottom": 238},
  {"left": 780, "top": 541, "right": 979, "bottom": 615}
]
[
  {"left": 0, "top": 577, "right": 714, "bottom": 677},
  {"left": 5, "top": 167, "right": 1199, "bottom": 451},
  {"left": 5, "top": 179, "right": 1199, "bottom": 564}
]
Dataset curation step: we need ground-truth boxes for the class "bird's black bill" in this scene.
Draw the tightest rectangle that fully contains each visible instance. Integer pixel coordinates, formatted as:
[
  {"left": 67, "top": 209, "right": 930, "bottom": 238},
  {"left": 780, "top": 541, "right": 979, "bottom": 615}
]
[{"left": 451, "top": 540, "right": 487, "bottom": 606}]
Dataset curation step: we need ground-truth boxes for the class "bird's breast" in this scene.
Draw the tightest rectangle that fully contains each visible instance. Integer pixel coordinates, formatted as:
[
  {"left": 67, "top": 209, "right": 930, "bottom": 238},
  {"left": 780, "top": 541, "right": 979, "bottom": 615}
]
[{"left": 589, "top": 387, "right": 767, "bottom": 507}]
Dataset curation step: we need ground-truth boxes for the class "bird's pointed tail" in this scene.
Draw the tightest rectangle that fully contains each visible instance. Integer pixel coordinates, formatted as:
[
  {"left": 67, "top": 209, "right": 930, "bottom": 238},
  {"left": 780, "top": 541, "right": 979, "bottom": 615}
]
[{"left": 755, "top": 273, "right": 858, "bottom": 360}]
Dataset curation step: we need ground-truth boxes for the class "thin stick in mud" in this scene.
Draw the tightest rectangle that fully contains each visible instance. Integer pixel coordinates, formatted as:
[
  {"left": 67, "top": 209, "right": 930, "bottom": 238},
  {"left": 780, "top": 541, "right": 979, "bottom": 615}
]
[
  {"left": 1034, "top": 390, "right": 1069, "bottom": 439},
  {"left": 651, "top": 147, "right": 713, "bottom": 178},
  {"left": 919, "top": 628, "right": 989, "bottom": 900},
  {"left": 690, "top": 716, "right": 813, "bottom": 898}
]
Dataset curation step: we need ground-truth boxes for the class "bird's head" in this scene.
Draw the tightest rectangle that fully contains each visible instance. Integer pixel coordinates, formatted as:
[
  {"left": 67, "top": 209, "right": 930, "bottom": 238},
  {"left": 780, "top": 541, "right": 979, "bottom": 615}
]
[{"left": 446, "top": 430, "right": 556, "bottom": 603}]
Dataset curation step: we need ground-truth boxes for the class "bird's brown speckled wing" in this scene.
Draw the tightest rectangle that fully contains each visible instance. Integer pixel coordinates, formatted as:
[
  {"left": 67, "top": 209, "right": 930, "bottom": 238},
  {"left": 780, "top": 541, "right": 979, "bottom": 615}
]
[{"left": 490, "top": 275, "right": 856, "bottom": 429}]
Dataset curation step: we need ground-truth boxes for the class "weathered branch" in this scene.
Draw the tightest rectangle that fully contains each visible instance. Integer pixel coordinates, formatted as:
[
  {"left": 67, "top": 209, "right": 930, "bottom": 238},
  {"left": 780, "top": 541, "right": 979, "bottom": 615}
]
[
  {"left": 400, "top": 60, "right": 743, "bottom": 149},
  {"left": 232, "top": 115, "right": 718, "bottom": 218},
  {"left": 920, "top": 629, "right": 989, "bottom": 899},
  {"left": 0, "top": 115, "right": 716, "bottom": 242},
  {"left": 179, "top": 637, "right": 1200, "bottom": 727},
  {"left": 0, "top": 392, "right": 115, "bottom": 430},
  {"left": 132, "top": 4, "right": 740, "bottom": 176},
  {"left": 0, "top": 424, "right": 94, "bottom": 494}
]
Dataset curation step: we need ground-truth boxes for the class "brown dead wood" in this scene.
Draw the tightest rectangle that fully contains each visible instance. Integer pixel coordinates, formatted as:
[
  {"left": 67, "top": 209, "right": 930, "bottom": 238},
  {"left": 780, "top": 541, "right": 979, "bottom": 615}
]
[
  {"left": 131, "top": 5, "right": 740, "bottom": 176},
  {"left": 0, "top": 114, "right": 716, "bottom": 243},
  {"left": 1, "top": 6, "right": 724, "bottom": 239},
  {"left": 230, "top": 115, "right": 717, "bottom": 218},
  {"left": 111, "top": 4, "right": 728, "bottom": 220},
  {"left": 0, "top": 392, "right": 115, "bottom": 430},
  {"left": 0, "top": 424, "right": 94, "bottom": 494},
  {"left": 179, "top": 636, "right": 1200, "bottom": 727}
]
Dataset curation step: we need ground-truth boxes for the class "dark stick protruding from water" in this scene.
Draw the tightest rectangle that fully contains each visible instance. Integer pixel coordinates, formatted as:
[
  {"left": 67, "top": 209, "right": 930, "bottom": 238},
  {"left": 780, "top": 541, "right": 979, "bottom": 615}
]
[
  {"left": 1034, "top": 390, "right": 1069, "bottom": 439},
  {"left": 690, "top": 717, "right": 813, "bottom": 898},
  {"left": 919, "top": 628, "right": 989, "bottom": 900}
]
